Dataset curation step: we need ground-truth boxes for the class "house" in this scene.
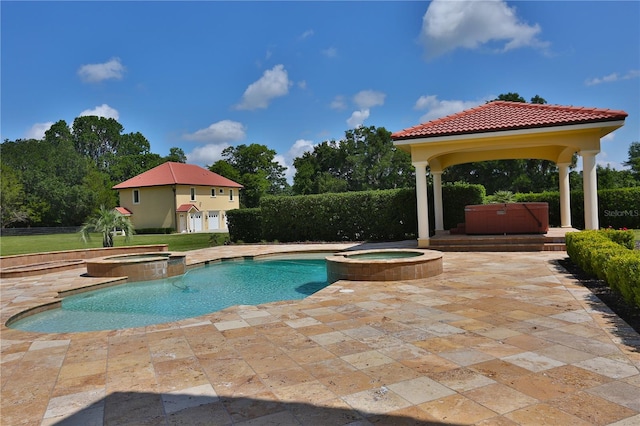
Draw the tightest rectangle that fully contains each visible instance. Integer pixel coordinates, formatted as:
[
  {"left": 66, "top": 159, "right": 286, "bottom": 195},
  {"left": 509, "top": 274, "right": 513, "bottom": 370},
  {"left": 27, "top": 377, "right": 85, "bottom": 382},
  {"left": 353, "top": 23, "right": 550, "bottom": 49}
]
[{"left": 112, "top": 162, "right": 243, "bottom": 233}]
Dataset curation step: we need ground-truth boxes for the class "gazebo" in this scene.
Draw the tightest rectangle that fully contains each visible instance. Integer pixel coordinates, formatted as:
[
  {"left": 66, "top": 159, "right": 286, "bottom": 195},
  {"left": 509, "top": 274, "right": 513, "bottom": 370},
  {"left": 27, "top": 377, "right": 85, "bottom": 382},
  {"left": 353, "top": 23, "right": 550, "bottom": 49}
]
[{"left": 391, "top": 101, "right": 628, "bottom": 248}]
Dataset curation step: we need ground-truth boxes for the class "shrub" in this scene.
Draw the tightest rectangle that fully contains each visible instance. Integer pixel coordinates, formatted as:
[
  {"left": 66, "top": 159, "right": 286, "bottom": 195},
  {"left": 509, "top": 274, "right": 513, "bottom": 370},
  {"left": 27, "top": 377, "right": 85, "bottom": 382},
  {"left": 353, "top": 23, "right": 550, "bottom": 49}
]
[
  {"left": 517, "top": 187, "right": 640, "bottom": 229},
  {"left": 226, "top": 208, "right": 262, "bottom": 243},
  {"left": 606, "top": 253, "right": 640, "bottom": 306},
  {"left": 261, "top": 189, "right": 418, "bottom": 242},
  {"left": 437, "top": 183, "right": 486, "bottom": 230},
  {"left": 135, "top": 228, "right": 174, "bottom": 235},
  {"left": 565, "top": 229, "right": 639, "bottom": 308}
]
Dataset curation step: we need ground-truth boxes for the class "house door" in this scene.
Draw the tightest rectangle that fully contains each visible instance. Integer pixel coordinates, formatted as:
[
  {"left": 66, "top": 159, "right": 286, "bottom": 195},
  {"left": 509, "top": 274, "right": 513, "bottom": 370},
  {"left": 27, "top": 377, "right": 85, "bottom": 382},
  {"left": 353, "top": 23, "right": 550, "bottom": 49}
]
[
  {"left": 178, "top": 214, "right": 187, "bottom": 233},
  {"left": 190, "top": 212, "right": 203, "bottom": 232},
  {"left": 208, "top": 211, "right": 219, "bottom": 230}
]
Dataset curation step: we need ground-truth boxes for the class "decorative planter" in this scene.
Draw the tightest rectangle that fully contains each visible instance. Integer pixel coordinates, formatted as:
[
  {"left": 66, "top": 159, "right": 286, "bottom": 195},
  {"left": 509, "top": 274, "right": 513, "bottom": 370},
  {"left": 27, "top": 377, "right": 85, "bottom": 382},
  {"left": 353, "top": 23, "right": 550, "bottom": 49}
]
[{"left": 464, "top": 202, "right": 549, "bottom": 235}]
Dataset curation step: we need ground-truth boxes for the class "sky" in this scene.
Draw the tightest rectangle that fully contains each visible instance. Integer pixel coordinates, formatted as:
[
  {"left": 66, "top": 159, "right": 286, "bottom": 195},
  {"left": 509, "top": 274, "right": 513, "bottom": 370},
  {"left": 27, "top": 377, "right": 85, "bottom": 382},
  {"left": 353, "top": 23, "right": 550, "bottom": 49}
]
[{"left": 2, "top": 1, "right": 639, "bottom": 182}]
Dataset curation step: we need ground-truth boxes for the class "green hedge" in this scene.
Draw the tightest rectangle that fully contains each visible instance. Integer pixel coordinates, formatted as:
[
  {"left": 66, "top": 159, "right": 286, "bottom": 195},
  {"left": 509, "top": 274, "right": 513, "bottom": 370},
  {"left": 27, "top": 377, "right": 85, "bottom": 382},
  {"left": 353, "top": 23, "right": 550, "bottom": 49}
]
[
  {"left": 226, "top": 208, "right": 262, "bottom": 243},
  {"left": 135, "top": 228, "right": 174, "bottom": 235},
  {"left": 565, "top": 229, "right": 640, "bottom": 308},
  {"left": 517, "top": 187, "right": 640, "bottom": 229},
  {"left": 260, "top": 189, "right": 418, "bottom": 242},
  {"left": 436, "top": 183, "right": 486, "bottom": 230}
]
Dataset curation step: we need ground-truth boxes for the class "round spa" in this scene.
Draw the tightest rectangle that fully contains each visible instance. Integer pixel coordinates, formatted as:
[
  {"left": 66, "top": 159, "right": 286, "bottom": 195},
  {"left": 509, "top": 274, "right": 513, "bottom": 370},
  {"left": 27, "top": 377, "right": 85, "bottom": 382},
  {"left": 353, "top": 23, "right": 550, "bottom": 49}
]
[
  {"left": 85, "top": 252, "right": 186, "bottom": 281},
  {"left": 325, "top": 249, "right": 443, "bottom": 283}
]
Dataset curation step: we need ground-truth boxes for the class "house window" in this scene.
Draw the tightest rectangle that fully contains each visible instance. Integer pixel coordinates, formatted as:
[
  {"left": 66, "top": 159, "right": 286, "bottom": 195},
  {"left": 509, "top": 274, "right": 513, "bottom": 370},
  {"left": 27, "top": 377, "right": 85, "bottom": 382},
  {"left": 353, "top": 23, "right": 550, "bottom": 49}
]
[
  {"left": 211, "top": 188, "right": 216, "bottom": 197},
  {"left": 219, "top": 188, "right": 224, "bottom": 194},
  {"left": 190, "top": 187, "right": 196, "bottom": 201},
  {"left": 133, "top": 189, "right": 140, "bottom": 204},
  {"left": 229, "top": 189, "right": 234, "bottom": 201}
]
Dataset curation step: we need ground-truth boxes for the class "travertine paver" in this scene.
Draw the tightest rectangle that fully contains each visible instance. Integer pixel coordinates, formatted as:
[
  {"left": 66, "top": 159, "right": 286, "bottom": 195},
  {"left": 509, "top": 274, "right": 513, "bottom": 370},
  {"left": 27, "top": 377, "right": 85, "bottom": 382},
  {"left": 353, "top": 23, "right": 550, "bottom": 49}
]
[{"left": 1, "top": 243, "right": 639, "bottom": 425}]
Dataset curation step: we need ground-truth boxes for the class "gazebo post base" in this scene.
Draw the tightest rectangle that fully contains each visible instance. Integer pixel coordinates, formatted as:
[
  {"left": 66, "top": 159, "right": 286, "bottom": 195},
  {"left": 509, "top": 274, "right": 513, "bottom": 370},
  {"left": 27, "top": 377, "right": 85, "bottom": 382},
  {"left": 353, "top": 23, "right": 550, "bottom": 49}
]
[{"left": 417, "top": 238, "right": 430, "bottom": 248}]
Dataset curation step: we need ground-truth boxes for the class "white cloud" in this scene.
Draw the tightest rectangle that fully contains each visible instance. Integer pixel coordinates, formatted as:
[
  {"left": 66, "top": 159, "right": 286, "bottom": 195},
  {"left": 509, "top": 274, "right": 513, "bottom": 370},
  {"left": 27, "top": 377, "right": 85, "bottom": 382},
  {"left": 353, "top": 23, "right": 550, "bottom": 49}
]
[
  {"left": 278, "top": 139, "right": 316, "bottom": 183},
  {"left": 330, "top": 95, "right": 347, "bottom": 110},
  {"left": 79, "top": 104, "right": 120, "bottom": 120},
  {"left": 419, "top": 0, "right": 547, "bottom": 58},
  {"left": 414, "top": 95, "right": 486, "bottom": 123},
  {"left": 182, "top": 120, "right": 246, "bottom": 143},
  {"left": 77, "top": 57, "right": 125, "bottom": 83},
  {"left": 585, "top": 70, "right": 640, "bottom": 86},
  {"left": 347, "top": 109, "right": 370, "bottom": 128},
  {"left": 235, "top": 64, "right": 291, "bottom": 110},
  {"left": 25, "top": 122, "right": 54, "bottom": 140},
  {"left": 322, "top": 47, "right": 337, "bottom": 58},
  {"left": 300, "top": 29, "right": 314, "bottom": 40},
  {"left": 186, "top": 143, "right": 231, "bottom": 167},
  {"left": 353, "top": 90, "right": 386, "bottom": 109},
  {"left": 288, "top": 139, "right": 315, "bottom": 159}
]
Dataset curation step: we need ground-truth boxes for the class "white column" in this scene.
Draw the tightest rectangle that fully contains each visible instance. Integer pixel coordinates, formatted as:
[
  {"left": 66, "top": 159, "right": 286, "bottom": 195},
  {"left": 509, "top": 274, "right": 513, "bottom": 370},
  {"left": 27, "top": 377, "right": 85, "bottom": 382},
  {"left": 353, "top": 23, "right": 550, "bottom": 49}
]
[
  {"left": 581, "top": 150, "right": 599, "bottom": 230},
  {"left": 558, "top": 163, "right": 572, "bottom": 228},
  {"left": 414, "top": 162, "right": 430, "bottom": 247},
  {"left": 432, "top": 170, "right": 444, "bottom": 233}
]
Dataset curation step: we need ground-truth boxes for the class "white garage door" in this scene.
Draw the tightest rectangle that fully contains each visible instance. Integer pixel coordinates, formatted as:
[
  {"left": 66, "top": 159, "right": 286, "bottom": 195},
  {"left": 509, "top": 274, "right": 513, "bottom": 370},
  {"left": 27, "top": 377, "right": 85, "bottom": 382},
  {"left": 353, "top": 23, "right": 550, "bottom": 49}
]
[
  {"left": 208, "top": 211, "right": 219, "bottom": 230},
  {"left": 190, "top": 212, "right": 203, "bottom": 232}
]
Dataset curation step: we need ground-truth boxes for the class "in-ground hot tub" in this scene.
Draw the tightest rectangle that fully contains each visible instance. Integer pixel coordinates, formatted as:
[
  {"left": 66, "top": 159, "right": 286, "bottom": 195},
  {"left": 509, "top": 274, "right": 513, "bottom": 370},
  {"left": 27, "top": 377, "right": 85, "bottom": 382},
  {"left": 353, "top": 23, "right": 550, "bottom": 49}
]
[
  {"left": 325, "top": 249, "right": 443, "bottom": 283},
  {"left": 85, "top": 252, "right": 186, "bottom": 281},
  {"left": 465, "top": 202, "right": 549, "bottom": 235}
]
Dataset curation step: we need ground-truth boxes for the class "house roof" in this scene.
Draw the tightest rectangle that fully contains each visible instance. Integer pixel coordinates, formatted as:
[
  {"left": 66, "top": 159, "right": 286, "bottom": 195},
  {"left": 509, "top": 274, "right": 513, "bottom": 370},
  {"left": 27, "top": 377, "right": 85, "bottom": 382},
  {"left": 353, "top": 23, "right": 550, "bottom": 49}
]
[
  {"left": 112, "top": 162, "right": 244, "bottom": 189},
  {"left": 176, "top": 204, "right": 199, "bottom": 213},
  {"left": 114, "top": 207, "right": 132, "bottom": 216},
  {"left": 391, "top": 101, "right": 628, "bottom": 141}
]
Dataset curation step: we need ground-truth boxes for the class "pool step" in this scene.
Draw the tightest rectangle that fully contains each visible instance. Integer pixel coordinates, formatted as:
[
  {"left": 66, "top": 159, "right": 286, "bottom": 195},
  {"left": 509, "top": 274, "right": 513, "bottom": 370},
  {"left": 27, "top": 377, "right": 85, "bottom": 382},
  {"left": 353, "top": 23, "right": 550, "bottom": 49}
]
[{"left": 428, "top": 233, "right": 567, "bottom": 252}]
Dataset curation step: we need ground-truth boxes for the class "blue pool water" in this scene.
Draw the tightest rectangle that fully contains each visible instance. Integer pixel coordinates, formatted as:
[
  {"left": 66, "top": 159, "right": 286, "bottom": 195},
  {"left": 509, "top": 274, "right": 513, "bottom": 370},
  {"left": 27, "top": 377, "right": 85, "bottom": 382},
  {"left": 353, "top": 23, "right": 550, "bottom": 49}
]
[{"left": 10, "top": 257, "right": 328, "bottom": 333}]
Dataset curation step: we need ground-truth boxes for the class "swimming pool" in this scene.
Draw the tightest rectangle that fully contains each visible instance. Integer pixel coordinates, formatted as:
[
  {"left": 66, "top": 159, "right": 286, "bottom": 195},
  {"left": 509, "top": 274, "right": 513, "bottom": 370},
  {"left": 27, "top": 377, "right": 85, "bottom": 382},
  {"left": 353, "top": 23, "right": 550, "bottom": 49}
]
[{"left": 9, "top": 257, "right": 328, "bottom": 333}]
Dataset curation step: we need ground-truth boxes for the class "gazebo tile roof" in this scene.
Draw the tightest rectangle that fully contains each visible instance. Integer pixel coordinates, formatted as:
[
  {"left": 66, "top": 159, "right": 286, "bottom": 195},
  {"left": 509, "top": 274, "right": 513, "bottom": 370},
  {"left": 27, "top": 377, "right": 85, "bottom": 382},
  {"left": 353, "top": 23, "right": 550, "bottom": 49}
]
[{"left": 391, "top": 101, "right": 628, "bottom": 140}]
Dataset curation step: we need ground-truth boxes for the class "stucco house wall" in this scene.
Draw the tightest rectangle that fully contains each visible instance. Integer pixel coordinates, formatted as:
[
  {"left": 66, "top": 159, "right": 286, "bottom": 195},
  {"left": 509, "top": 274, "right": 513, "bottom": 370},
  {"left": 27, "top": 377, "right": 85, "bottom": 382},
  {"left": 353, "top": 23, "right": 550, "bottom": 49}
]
[{"left": 117, "top": 186, "right": 176, "bottom": 229}]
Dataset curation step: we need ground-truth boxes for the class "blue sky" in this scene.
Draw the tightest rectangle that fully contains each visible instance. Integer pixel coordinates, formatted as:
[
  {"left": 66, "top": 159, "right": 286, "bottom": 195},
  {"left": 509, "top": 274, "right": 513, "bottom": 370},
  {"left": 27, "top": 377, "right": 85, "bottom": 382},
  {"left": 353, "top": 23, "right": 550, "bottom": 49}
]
[{"left": 2, "top": 1, "right": 639, "bottom": 182}]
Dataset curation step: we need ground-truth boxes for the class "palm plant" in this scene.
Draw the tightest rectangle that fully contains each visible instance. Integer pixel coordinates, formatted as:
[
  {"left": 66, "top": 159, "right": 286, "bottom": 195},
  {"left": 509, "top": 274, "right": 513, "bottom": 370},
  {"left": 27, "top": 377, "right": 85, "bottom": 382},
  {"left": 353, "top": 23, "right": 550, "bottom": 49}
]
[
  {"left": 80, "top": 206, "right": 134, "bottom": 247},
  {"left": 487, "top": 190, "right": 516, "bottom": 204}
]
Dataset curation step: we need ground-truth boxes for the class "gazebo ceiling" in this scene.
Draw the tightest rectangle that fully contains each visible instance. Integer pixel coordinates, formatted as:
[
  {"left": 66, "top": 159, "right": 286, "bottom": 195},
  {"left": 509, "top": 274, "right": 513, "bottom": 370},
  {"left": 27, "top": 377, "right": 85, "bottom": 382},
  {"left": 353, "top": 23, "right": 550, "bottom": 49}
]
[{"left": 392, "top": 101, "right": 628, "bottom": 171}]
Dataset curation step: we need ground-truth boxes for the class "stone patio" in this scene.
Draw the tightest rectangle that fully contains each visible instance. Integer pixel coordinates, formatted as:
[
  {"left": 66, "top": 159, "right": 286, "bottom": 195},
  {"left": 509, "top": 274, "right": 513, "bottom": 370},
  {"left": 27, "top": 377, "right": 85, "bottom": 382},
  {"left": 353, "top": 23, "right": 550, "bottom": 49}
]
[{"left": 1, "top": 243, "right": 639, "bottom": 425}]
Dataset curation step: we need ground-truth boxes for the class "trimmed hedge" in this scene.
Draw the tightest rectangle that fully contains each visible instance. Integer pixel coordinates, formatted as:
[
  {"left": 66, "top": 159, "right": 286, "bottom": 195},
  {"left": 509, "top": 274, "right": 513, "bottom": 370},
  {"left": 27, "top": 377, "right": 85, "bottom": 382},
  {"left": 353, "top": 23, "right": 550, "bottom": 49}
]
[
  {"left": 226, "top": 208, "right": 262, "bottom": 243},
  {"left": 260, "top": 189, "right": 418, "bottom": 242},
  {"left": 517, "top": 187, "right": 640, "bottom": 229},
  {"left": 135, "top": 228, "right": 174, "bottom": 235},
  {"left": 437, "top": 183, "right": 486, "bottom": 230},
  {"left": 565, "top": 229, "right": 640, "bottom": 308}
]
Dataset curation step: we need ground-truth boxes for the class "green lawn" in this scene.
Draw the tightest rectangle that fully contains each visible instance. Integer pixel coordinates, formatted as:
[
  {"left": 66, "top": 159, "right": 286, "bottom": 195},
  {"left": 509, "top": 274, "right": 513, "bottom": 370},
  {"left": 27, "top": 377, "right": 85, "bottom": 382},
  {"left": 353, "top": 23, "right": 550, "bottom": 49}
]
[{"left": 0, "top": 232, "right": 228, "bottom": 256}]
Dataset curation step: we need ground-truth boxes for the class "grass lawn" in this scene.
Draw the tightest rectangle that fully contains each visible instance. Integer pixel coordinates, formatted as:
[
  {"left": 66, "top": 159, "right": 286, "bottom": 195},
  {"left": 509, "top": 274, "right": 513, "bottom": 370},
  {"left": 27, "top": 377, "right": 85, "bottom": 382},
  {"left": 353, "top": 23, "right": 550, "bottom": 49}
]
[{"left": 0, "top": 232, "right": 228, "bottom": 257}]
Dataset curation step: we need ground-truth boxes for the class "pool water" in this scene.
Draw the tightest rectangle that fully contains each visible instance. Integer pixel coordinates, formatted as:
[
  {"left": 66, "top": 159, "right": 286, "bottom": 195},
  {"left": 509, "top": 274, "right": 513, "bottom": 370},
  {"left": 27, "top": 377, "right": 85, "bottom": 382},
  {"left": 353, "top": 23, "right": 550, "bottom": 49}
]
[{"left": 10, "top": 258, "right": 328, "bottom": 333}]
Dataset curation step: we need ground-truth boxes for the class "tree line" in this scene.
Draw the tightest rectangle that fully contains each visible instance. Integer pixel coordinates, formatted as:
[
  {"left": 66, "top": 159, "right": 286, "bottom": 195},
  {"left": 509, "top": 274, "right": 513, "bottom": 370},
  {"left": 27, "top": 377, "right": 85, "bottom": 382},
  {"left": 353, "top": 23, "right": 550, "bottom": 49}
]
[
  {"left": 2, "top": 95, "right": 639, "bottom": 228},
  {"left": 1, "top": 116, "right": 186, "bottom": 228}
]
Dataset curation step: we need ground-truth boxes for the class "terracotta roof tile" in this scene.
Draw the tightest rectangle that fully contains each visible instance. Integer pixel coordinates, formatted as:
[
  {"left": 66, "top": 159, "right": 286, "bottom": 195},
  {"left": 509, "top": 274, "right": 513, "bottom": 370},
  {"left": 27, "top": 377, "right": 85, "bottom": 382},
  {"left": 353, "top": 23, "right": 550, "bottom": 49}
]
[
  {"left": 112, "top": 162, "right": 243, "bottom": 189},
  {"left": 391, "top": 101, "right": 628, "bottom": 140},
  {"left": 114, "top": 207, "right": 132, "bottom": 215},
  {"left": 176, "top": 204, "right": 199, "bottom": 212}
]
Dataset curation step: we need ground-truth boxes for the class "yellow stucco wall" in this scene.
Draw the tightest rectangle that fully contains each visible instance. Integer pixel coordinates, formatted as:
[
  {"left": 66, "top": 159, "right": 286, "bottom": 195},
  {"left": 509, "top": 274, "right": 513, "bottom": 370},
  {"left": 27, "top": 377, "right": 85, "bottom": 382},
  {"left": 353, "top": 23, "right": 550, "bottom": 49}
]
[
  {"left": 117, "top": 186, "right": 176, "bottom": 229},
  {"left": 117, "top": 184, "right": 241, "bottom": 231}
]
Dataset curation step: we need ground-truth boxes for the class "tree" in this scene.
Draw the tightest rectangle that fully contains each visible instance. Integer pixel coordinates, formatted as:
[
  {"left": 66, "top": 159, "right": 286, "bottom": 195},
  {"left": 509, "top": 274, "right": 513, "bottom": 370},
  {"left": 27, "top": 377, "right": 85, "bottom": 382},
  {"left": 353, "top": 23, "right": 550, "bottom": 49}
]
[
  {"left": 624, "top": 142, "right": 640, "bottom": 180},
  {"left": 165, "top": 147, "right": 187, "bottom": 163},
  {"left": 80, "top": 206, "right": 134, "bottom": 247},
  {"left": 109, "top": 132, "right": 163, "bottom": 183},
  {"left": 495, "top": 92, "right": 526, "bottom": 102},
  {"left": 0, "top": 164, "right": 30, "bottom": 227},
  {"left": 292, "top": 126, "right": 414, "bottom": 195},
  {"left": 209, "top": 144, "right": 288, "bottom": 207},
  {"left": 72, "top": 116, "right": 124, "bottom": 171}
]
